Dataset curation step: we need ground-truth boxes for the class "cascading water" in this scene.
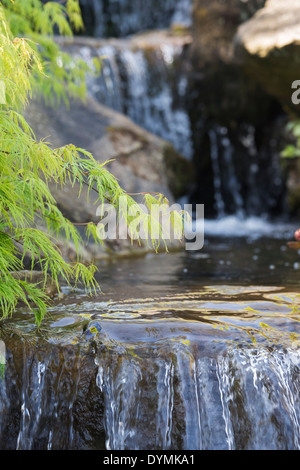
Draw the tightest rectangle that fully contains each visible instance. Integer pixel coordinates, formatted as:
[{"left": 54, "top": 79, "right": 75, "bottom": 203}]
[
  {"left": 78, "top": 37, "right": 194, "bottom": 160},
  {"left": 71, "top": 8, "right": 287, "bottom": 223},
  {"left": 94, "top": 340, "right": 300, "bottom": 450},
  {"left": 79, "top": 0, "right": 192, "bottom": 37},
  {"left": 73, "top": 0, "right": 287, "bottom": 223},
  {"left": 1, "top": 252, "right": 300, "bottom": 450},
  {"left": 202, "top": 122, "right": 287, "bottom": 231},
  {"left": 2, "top": 315, "right": 300, "bottom": 450},
  {"left": 208, "top": 125, "right": 249, "bottom": 218},
  {"left": 208, "top": 128, "right": 226, "bottom": 218}
]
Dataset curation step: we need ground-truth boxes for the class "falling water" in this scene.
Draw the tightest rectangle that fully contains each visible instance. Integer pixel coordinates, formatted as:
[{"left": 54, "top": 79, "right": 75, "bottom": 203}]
[
  {"left": 208, "top": 128, "right": 226, "bottom": 218},
  {"left": 77, "top": 42, "right": 285, "bottom": 217},
  {"left": 0, "top": 340, "right": 87, "bottom": 450},
  {"left": 79, "top": 0, "right": 192, "bottom": 37},
  {"left": 74, "top": 0, "right": 288, "bottom": 222},
  {"left": 1, "top": 281, "right": 300, "bottom": 449},
  {"left": 208, "top": 126, "right": 245, "bottom": 218},
  {"left": 94, "top": 338, "right": 300, "bottom": 450},
  {"left": 16, "top": 348, "right": 82, "bottom": 450},
  {"left": 205, "top": 121, "right": 286, "bottom": 220},
  {"left": 79, "top": 39, "right": 193, "bottom": 159}
]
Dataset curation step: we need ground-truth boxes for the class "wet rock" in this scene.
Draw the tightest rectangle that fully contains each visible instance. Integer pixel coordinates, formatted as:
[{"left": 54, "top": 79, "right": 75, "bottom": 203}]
[
  {"left": 234, "top": 0, "right": 300, "bottom": 115},
  {"left": 190, "top": 0, "right": 266, "bottom": 67}
]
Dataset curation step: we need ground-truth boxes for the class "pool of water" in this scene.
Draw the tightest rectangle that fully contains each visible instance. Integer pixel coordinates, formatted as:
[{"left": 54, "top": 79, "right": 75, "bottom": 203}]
[{"left": 92, "top": 234, "right": 300, "bottom": 297}]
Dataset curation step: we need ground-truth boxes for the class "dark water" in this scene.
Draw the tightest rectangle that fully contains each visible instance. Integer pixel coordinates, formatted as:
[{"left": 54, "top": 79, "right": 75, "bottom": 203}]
[{"left": 1, "top": 228, "right": 300, "bottom": 450}]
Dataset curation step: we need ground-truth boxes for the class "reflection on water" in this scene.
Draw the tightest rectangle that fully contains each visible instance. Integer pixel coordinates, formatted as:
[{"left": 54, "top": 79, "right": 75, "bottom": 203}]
[
  {"left": 0, "top": 235, "right": 300, "bottom": 449},
  {"left": 91, "top": 234, "right": 300, "bottom": 299}
]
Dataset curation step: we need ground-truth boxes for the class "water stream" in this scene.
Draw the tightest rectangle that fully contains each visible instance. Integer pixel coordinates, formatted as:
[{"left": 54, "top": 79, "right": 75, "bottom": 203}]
[
  {"left": 74, "top": 33, "right": 193, "bottom": 159},
  {"left": 79, "top": 0, "right": 192, "bottom": 37}
]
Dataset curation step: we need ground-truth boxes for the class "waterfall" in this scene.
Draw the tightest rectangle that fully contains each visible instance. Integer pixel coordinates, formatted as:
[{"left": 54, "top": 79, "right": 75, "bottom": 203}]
[
  {"left": 15, "top": 347, "right": 82, "bottom": 450},
  {"left": 208, "top": 129, "right": 226, "bottom": 218},
  {"left": 95, "top": 342, "right": 300, "bottom": 450},
  {"left": 208, "top": 126, "right": 245, "bottom": 218},
  {"left": 205, "top": 122, "right": 286, "bottom": 220},
  {"left": 1, "top": 289, "right": 300, "bottom": 450},
  {"left": 5, "top": 337, "right": 299, "bottom": 450},
  {"left": 79, "top": 0, "right": 192, "bottom": 38},
  {"left": 0, "top": 342, "right": 87, "bottom": 450},
  {"left": 80, "top": 38, "right": 194, "bottom": 159}
]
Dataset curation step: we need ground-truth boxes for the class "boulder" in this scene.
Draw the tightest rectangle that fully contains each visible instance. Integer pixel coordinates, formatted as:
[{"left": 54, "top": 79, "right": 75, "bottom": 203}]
[
  {"left": 190, "top": 0, "right": 266, "bottom": 66},
  {"left": 188, "top": 0, "right": 270, "bottom": 126},
  {"left": 234, "top": 0, "right": 300, "bottom": 115}
]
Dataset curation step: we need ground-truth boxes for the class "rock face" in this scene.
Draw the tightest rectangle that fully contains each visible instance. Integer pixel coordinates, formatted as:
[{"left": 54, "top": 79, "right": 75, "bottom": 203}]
[
  {"left": 26, "top": 97, "right": 191, "bottom": 221},
  {"left": 24, "top": 96, "right": 193, "bottom": 259},
  {"left": 190, "top": 0, "right": 266, "bottom": 66},
  {"left": 234, "top": 0, "right": 300, "bottom": 115}
]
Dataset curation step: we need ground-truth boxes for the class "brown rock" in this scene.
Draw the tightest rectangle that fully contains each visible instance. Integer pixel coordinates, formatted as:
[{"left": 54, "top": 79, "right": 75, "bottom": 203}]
[{"left": 234, "top": 0, "right": 300, "bottom": 115}]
